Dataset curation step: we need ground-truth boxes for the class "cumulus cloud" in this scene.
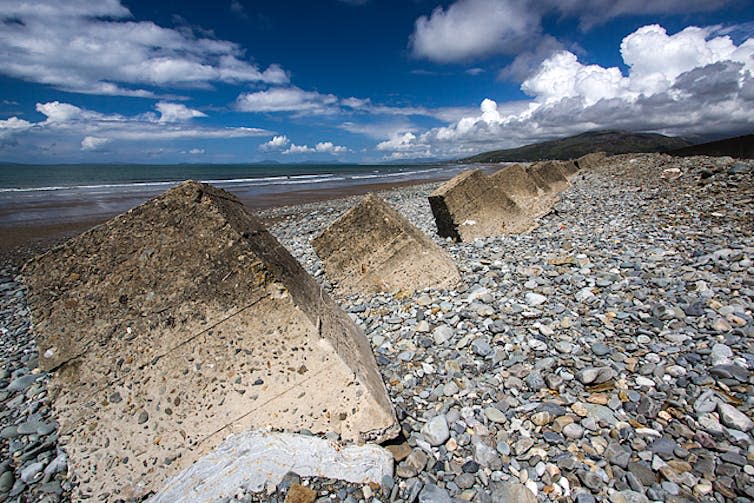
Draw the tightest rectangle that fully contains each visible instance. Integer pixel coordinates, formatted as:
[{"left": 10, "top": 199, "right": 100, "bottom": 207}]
[
  {"left": 187, "top": 148, "right": 205, "bottom": 155},
  {"left": 376, "top": 132, "right": 424, "bottom": 151},
  {"left": 382, "top": 24, "right": 754, "bottom": 159},
  {"left": 259, "top": 135, "right": 291, "bottom": 151},
  {"left": 156, "top": 102, "right": 207, "bottom": 122},
  {"left": 314, "top": 141, "right": 348, "bottom": 154},
  {"left": 80, "top": 136, "right": 111, "bottom": 151},
  {"left": 0, "top": 0, "right": 288, "bottom": 97},
  {"left": 282, "top": 140, "right": 348, "bottom": 155},
  {"left": 410, "top": 0, "right": 733, "bottom": 64},
  {"left": 0, "top": 116, "right": 33, "bottom": 139},
  {"left": 236, "top": 87, "right": 339, "bottom": 114}
]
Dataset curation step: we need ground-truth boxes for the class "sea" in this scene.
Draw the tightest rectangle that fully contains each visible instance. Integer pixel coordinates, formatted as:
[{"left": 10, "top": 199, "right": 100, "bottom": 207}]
[{"left": 0, "top": 163, "right": 473, "bottom": 227}]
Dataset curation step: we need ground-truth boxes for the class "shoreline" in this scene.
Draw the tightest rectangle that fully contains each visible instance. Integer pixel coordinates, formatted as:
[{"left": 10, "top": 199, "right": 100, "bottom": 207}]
[{"left": 0, "top": 177, "right": 445, "bottom": 267}]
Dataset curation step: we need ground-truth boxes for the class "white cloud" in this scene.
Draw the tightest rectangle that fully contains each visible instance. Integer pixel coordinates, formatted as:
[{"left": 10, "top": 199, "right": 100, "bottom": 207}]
[
  {"left": 315, "top": 141, "right": 348, "bottom": 154},
  {"left": 0, "top": 116, "right": 33, "bottom": 139},
  {"left": 620, "top": 25, "right": 754, "bottom": 95},
  {"left": 156, "top": 102, "right": 207, "bottom": 122},
  {"left": 236, "top": 86, "right": 471, "bottom": 122},
  {"left": 410, "top": 0, "right": 539, "bottom": 63},
  {"left": 376, "top": 132, "right": 423, "bottom": 151},
  {"left": 187, "top": 148, "right": 205, "bottom": 154},
  {"left": 339, "top": 120, "right": 416, "bottom": 140},
  {"left": 259, "top": 135, "right": 290, "bottom": 151},
  {"left": 409, "top": 0, "right": 733, "bottom": 64},
  {"left": 36, "top": 102, "right": 88, "bottom": 123},
  {"left": 81, "top": 136, "right": 111, "bottom": 151},
  {"left": 521, "top": 51, "right": 629, "bottom": 106},
  {"left": 236, "top": 87, "right": 338, "bottom": 114},
  {"left": 382, "top": 24, "right": 754, "bottom": 158},
  {"left": 1, "top": 100, "right": 269, "bottom": 153},
  {"left": 0, "top": 0, "right": 288, "bottom": 97},
  {"left": 284, "top": 143, "right": 315, "bottom": 154},
  {"left": 282, "top": 140, "right": 349, "bottom": 155}
]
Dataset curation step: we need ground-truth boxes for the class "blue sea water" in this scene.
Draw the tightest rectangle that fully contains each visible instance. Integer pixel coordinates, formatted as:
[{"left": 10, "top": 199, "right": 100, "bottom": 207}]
[{"left": 0, "top": 163, "right": 470, "bottom": 226}]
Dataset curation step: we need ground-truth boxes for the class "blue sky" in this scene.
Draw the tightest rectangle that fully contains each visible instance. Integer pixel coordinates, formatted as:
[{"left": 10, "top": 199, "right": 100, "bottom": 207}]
[{"left": 0, "top": 0, "right": 753, "bottom": 163}]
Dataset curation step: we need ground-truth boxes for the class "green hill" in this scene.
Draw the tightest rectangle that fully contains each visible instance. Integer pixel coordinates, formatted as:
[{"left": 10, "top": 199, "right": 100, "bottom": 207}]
[
  {"left": 668, "top": 133, "right": 754, "bottom": 159},
  {"left": 459, "top": 130, "right": 691, "bottom": 163}
]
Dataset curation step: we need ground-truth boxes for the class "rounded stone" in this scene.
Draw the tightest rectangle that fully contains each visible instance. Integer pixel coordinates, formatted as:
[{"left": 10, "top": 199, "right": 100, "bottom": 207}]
[
  {"left": 421, "top": 415, "right": 450, "bottom": 446},
  {"left": 563, "top": 423, "right": 584, "bottom": 439}
]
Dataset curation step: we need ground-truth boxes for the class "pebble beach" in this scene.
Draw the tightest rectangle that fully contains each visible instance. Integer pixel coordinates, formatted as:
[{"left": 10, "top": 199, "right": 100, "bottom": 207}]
[{"left": 1, "top": 153, "right": 753, "bottom": 502}]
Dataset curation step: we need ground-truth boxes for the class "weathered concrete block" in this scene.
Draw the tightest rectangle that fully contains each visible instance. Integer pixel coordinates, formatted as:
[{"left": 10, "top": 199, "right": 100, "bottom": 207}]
[
  {"left": 489, "top": 164, "right": 556, "bottom": 218},
  {"left": 558, "top": 159, "right": 579, "bottom": 178},
  {"left": 428, "top": 169, "right": 530, "bottom": 242},
  {"left": 23, "top": 181, "right": 397, "bottom": 501},
  {"left": 150, "top": 430, "right": 394, "bottom": 502},
  {"left": 575, "top": 151, "right": 607, "bottom": 169},
  {"left": 312, "top": 194, "right": 459, "bottom": 295},
  {"left": 529, "top": 161, "right": 569, "bottom": 192},
  {"left": 488, "top": 164, "right": 538, "bottom": 202}
]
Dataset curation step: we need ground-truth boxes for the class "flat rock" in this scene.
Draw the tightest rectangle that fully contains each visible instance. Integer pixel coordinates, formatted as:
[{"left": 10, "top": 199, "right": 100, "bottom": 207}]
[
  {"left": 490, "top": 481, "right": 537, "bottom": 503},
  {"left": 150, "top": 430, "right": 394, "bottom": 502},
  {"left": 717, "top": 402, "right": 753, "bottom": 431},
  {"left": 418, "top": 483, "right": 452, "bottom": 503},
  {"left": 610, "top": 490, "right": 649, "bottom": 503}
]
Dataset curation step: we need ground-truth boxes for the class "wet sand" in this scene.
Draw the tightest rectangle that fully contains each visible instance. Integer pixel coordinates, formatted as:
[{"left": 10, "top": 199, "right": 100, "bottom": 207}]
[{"left": 0, "top": 177, "right": 446, "bottom": 266}]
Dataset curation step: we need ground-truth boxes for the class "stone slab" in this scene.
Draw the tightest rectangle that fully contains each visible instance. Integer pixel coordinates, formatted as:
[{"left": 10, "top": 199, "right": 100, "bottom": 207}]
[
  {"left": 312, "top": 194, "right": 460, "bottom": 295},
  {"left": 150, "top": 430, "right": 393, "bottom": 502},
  {"left": 22, "top": 181, "right": 398, "bottom": 501}
]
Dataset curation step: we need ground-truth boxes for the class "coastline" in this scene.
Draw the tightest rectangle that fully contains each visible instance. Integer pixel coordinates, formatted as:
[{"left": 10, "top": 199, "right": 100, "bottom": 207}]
[{"left": 0, "top": 177, "right": 445, "bottom": 266}]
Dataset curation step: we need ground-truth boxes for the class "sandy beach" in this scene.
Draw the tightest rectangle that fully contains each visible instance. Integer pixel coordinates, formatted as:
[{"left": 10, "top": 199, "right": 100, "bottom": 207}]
[{"left": 0, "top": 175, "right": 458, "bottom": 266}]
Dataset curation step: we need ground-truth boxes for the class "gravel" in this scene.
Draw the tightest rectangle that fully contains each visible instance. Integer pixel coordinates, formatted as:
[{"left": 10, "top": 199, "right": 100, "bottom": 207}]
[{"left": 2, "top": 153, "right": 753, "bottom": 502}]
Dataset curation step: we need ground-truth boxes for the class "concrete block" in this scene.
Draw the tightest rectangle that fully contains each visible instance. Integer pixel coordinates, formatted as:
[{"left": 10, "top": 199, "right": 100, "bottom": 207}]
[
  {"left": 489, "top": 164, "right": 556, "bottom": 218},
  {"left": 313, "top": 194, "right": 459, "bottom": 295},
  {"left": 529, "top": 161, "right": 569, "bottom": 193},
  {"left": 575, "top": 152, "right": 607, "bottom": 170},
  {"left": 428, "top": 169, "right": 530, "bottom": 242},
  {"left": 23, "top": 181, "right": 398, "bottom": 501}
]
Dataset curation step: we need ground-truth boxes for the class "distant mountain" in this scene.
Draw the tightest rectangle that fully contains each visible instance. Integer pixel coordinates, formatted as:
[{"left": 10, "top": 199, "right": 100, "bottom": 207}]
[
  {"left": 458, "top": 130, "right": 692, "bottom": 163},
  {"left": 667, "top": 133, "right": 754, "bottom": 159}
]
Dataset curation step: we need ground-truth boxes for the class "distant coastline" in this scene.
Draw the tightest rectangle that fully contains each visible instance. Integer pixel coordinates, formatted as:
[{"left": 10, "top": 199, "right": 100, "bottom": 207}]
[{"left": 0, "top": 163, "right": 499, "bottom": 264}]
